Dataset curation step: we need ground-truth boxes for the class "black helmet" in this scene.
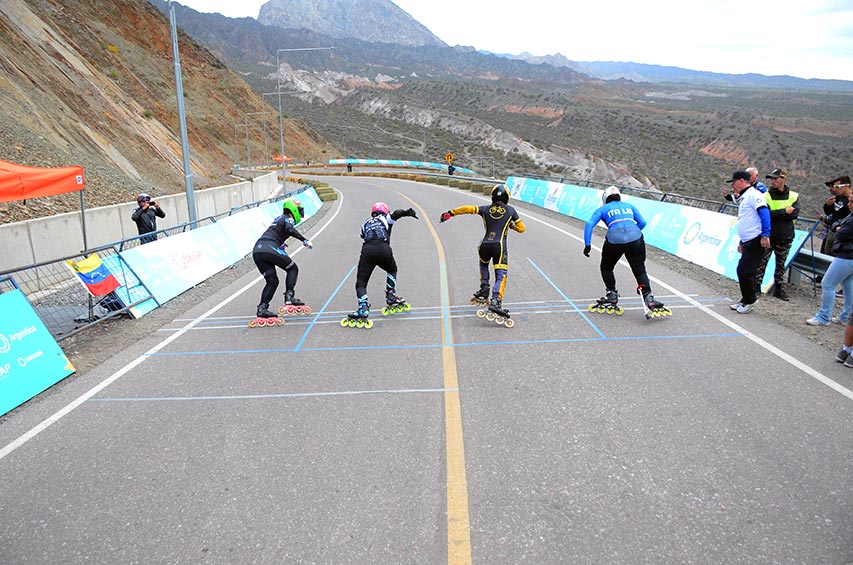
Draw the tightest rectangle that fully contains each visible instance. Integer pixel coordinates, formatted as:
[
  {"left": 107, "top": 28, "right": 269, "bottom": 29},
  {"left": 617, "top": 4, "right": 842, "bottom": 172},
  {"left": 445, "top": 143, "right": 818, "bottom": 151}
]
[{"left": 491, "top": 184, "right": 510, "bottom": 204}]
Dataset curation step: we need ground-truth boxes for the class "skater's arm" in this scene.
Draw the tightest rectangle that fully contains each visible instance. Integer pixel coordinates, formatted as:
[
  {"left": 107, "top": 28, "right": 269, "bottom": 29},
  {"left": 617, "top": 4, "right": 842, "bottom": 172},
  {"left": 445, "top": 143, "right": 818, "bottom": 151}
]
[
  {"left": 439, "top": 205, "right": 478, "bottom": 223},
  {"left": 449, "top": 205, "right": 479, "bottom": 216},
  {"left": 631, "top": 205, "right": 647, "bottom": 230},
  {"left": 390, "top": 208, "right": 418, "bottom": 221},
  {"left": 510, "top": 212, "right": 526, "bottom": 233},
  {"left": 583, "top": 208, "right": 605, "bottom": 245},
  {"left": 285, "top": 223, "right": 308, "bottom": 243}
]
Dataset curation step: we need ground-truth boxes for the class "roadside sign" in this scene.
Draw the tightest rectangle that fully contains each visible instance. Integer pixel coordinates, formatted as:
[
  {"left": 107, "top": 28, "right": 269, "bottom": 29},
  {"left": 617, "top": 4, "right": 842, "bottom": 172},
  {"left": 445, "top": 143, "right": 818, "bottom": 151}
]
[{"left": 445, "top": 152, "right": 454, "bottom": 162}]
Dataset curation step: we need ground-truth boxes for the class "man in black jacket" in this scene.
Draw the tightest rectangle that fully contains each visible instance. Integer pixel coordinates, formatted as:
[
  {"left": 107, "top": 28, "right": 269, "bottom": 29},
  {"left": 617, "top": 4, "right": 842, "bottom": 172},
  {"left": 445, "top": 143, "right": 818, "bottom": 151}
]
[
  {"left": 131, "top": 192, "right": 165, "bottom": 244},
  {"left": 755, "top": 168, "right": 799, "bottom": 301},
  {"left": 821, "top": 175, "right": 852, "bottom": 255}
]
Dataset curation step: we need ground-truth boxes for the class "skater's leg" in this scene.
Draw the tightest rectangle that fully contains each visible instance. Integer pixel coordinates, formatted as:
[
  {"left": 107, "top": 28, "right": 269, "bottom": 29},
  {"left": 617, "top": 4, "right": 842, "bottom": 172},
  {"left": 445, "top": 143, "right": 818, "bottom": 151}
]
[
  {"left": 355, "top": 252, "right": 378, "bottom": 298},
  {"left": 599, "top": 241, "right": 621, "bottom": 291},
  {"left": 477, "top": 244, "right": 491, "bottom": 287},
  {"left": 624, "top": 238, "right": 651, "bottom": 292},
  {"left": 493, "top": 267, "right": 507, "bottom": 302},
  {"left": 283, "top": 261, "right": 298, "bottom": 294}
]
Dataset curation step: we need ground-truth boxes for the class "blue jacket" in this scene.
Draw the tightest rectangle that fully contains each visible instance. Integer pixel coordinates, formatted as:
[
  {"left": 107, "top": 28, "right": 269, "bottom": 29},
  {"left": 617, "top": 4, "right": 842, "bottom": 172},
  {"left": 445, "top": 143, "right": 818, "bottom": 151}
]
[{"left": 584, "top": 201, "right": 646, "bottom": 245}]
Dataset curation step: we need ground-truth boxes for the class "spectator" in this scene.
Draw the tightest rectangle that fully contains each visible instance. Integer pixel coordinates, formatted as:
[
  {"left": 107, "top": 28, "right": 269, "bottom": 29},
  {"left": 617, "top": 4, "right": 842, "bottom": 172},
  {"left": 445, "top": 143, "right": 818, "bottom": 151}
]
[
  {"left": 447, "top": 163, "right": 456, "bottom": 176},
  {"left": 747, "top": 166, "right": 768, "bottom": 193},
  {"left": 727, "top": 170, "right": 771, "bottom": 314},
  {"left": 131, "top": 192, "right": 165, "bottom": 244},
  {"left": 820, "top": 175, "right": 852, "bottom": 255},
  {"left": 755, "top": 168, "right": 799, "bottom": 301},
  {"left": 806, "top": 194, "right": 853, "bottom": 326},
  {"left": 724, "top": 166, "right": 766, "bottom": 203}
]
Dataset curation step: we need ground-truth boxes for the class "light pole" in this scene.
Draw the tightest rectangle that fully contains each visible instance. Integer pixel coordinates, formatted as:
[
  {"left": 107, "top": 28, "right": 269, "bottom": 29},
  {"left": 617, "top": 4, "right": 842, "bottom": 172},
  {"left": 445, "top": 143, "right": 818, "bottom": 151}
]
[
  {"left": 275, "top": 47, "right": 334, "bottom": 187},
  {"left": 233, "top": 123, "right": 252, "bottom": 168},
  {"left": 167, "top": 0, "right": 196, "bottom": 224},
  {"left": 247, "top": 111, "right": 272, "bottom": 167}
]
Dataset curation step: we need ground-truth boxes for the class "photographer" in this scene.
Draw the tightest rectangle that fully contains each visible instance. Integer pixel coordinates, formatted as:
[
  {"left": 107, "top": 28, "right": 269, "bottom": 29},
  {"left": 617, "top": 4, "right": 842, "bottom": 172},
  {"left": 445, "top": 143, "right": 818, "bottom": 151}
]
[{"left": 131, "top": 192, "right": 165, "bottom": 244}]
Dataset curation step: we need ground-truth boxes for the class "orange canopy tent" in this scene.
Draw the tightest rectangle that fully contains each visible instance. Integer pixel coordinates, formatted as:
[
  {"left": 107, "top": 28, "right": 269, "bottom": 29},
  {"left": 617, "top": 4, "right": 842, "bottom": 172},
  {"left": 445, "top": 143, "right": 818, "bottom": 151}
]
[
  {"left": 0, "top": 160, "right": 85, "bottom": 202},
  {"left": 272, "top": 154, "right": 293, "bottom": 163}
]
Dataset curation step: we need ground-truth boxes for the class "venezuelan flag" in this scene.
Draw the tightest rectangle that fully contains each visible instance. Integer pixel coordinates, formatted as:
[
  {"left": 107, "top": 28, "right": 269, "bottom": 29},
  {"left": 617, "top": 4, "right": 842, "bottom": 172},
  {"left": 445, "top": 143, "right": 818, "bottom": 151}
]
[{"left": 66, "top": 254, "right": 120, "bottom": 297}]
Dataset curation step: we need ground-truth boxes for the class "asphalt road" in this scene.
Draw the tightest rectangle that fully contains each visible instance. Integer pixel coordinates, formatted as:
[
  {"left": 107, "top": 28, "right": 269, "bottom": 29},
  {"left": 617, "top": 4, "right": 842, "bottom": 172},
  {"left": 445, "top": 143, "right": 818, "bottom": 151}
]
[{"left": 1, "top": 176, "right": 852, "bottom": 564}]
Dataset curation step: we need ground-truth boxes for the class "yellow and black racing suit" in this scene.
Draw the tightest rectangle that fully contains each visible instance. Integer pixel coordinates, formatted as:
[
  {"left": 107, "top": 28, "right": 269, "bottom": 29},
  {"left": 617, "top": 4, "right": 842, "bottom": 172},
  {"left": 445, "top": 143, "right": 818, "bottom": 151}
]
[{"left": 447, "top": 203, "right": 526, "bottom": 301}]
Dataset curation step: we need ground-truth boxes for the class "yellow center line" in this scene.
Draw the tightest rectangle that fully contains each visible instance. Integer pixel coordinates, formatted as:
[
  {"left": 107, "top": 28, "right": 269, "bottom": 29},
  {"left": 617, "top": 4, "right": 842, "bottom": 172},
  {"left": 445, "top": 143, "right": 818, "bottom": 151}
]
[{"left": 395, "top": 192, "right": 472, "bottom": 564}]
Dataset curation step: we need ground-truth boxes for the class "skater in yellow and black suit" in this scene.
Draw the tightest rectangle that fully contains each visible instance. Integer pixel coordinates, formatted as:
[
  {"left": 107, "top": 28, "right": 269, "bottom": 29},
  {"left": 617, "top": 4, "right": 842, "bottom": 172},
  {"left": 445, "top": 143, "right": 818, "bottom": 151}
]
[{"left": 439, "top": 184, "right": 526, "bottom": 315}]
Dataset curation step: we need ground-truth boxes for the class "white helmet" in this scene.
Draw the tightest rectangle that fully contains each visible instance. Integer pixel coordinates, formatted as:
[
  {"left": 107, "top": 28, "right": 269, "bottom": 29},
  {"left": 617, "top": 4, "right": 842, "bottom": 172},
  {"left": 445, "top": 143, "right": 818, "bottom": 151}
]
[{"left": 602, "top": 185, "right": 621, "bottom": 204}]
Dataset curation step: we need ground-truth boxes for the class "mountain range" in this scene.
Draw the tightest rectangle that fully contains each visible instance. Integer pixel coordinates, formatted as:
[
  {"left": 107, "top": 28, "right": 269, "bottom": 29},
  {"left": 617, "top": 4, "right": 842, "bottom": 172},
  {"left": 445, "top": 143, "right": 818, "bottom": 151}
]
[{"left": 0, "top": 0, "right": 851, "bottom": 225}]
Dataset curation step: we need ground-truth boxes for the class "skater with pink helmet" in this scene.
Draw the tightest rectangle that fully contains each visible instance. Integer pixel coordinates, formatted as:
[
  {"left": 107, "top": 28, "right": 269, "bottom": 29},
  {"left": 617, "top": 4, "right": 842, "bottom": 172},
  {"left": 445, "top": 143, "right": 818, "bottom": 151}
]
[{"left": 343, "top": 202, "right": 418, "bottom": 328}]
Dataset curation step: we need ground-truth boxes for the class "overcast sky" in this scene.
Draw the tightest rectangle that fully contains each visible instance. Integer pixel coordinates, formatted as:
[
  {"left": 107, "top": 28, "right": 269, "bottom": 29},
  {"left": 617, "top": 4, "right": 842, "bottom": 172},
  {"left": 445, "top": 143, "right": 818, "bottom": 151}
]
[{"left": 172, "top": 0, "right": 853, "bottom": 81}]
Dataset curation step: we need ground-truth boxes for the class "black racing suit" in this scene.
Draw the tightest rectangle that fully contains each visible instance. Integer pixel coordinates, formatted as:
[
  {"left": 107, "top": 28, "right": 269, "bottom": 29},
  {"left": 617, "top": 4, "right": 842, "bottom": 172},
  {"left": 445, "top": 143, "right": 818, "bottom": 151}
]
[
  {"left": 354, "top": 209, "right": 416, "bottom": 301},
  {"left": 447, "top": 203, "right": 526, "bottom": 301},
  {"left": 252, "top": 215, "right": 308, "bottom": 307}
]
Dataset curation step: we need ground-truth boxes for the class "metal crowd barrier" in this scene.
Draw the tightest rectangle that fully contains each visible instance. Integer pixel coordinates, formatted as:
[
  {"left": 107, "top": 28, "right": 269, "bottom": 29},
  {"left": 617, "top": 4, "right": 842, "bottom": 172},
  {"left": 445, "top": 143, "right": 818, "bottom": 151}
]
[{"left": 0, "top": 188, "right": 311, "bottom": 340}]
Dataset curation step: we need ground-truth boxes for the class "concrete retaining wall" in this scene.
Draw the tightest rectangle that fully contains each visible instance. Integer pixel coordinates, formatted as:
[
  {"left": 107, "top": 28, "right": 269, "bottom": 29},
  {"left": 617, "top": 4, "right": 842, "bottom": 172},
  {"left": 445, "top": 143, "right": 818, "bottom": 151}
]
[{"left": 0, "top": 172, "right": 283, "bottom": 272}]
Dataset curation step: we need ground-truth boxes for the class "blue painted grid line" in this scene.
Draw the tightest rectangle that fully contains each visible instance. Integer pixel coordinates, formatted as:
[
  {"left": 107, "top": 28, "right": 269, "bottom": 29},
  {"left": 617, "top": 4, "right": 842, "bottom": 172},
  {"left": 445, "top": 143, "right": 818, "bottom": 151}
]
[
  {"left": 293, "top": 264, "right": 356, "bottom": 352},
  {"left": 526, "top": 257, "right": 606, "bottom": 339},
  {"left": 146, "top": 332, "right": 740, "bottom": 356},
  {"left": 89, "top": 387, "right": 456, "bottom": 403}
]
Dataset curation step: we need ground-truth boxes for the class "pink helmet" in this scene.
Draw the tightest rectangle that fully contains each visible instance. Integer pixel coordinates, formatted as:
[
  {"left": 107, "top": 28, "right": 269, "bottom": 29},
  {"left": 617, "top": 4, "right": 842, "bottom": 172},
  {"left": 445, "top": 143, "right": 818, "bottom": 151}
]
[{"left": 371, "top": 202, "right": 389, "bottom": 216}]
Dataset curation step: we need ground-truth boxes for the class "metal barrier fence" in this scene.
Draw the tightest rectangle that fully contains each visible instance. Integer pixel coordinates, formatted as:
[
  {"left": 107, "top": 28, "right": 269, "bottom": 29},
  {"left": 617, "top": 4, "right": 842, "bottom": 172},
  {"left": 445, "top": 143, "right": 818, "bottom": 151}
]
[{"left": 0, "top": 189, "right": 309, "bottom": 341}]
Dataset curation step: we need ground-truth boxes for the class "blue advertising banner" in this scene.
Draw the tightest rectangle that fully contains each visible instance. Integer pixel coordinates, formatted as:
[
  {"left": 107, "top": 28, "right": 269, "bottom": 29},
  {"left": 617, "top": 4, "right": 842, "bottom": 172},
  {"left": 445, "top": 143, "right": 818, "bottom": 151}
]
[
  {"left": 0, "top": 289, "right": 75, "bottom": 416},
  {"left": 328, "top": 158, "right": 475, "bottom": 175}
]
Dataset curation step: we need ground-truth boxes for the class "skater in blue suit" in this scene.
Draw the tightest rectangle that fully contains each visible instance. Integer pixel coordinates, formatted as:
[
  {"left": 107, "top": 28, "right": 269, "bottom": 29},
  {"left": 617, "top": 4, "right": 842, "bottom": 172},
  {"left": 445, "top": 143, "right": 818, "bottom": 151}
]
[{"left": 583, "top": 186, "right": 665, "bottom": 312}]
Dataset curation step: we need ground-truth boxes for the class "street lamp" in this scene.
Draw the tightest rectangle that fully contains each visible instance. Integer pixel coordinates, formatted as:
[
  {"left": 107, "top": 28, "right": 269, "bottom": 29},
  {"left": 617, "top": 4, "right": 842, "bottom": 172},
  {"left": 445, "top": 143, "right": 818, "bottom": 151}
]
[
  {"left": 233, "top": 123, "right": 253, "bottom": 168},
  {"left": 247, "top": 111, "right": 272, "bottom": 167},
  {"left": 274, "top": 47, "right": 334, "bottom": 188}
]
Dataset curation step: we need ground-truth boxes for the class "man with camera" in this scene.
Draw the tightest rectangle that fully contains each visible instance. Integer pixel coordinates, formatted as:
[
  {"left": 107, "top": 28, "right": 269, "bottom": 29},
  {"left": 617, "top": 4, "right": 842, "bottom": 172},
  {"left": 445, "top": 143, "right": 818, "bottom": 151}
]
[{"left": 131, "top": 192, "right": 165, "bottom": 244}]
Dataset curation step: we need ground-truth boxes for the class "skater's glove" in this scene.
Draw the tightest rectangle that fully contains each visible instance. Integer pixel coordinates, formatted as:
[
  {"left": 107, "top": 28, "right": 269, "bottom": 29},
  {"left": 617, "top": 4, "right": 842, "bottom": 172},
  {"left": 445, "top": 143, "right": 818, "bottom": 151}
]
[
  {"left": 439, "top": 211, "right": 453, "bottom": 223},
  {"left": 405, "top": 207, "right": 419, "bottom": 219},
  {"left": 583, "top": 245, "right": 591, "bottom": 257},
  {"left": 302, "top": 239, "right": 313, "bottom": 249}
]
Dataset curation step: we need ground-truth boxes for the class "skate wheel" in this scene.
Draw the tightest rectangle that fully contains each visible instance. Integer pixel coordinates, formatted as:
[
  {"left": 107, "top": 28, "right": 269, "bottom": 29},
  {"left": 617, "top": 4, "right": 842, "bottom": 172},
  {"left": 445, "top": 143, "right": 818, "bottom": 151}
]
[
  {"left": 302, "top": 306, "right": 312, "bottom": 315},
  {"left": 645, "top": 313, "right": 652, "bottom": 320},
  {"left": 505, "top": 318, "right": 515, "bottom": 328},
  {"left": 403, "top": 303, "right": 411, "bottom": 311},
  {"left": 365, "top": 319, "right": 374, "bottom": 329},
  {"left": 356, "top": 320, "right": 364, "bottom": 328},
  {"left": 588, "top": 304, "right": 597, "bottom": 312},
  {"left": 248, "top": 319, "right": 257, "bottom": 328},
  {"left": 348, "top": 319, "right": 357, "bottom": 328},
  {"left": 476, "top": 309, "right": 486, "bottom": 318},
  {"left": 276, "top": 318, "right": 284, "bottom": 326},
  {"left": 596, "top": 305, "right": 606, "bottom": 313},
  {"left": 470, "top": 297, "right": 477, "bottom": 305},
  {"left": 615, "top": 307, "right": 624, "bottom": 316},
  {"left": 495, "top": 316, "right": 505, "bottom": 325},
  {"left": 605, "top": 306, "right": 614, "bottom": 315},
  {"left": 485, "top": 312, "right": 495, "bottom": 321},
  {"left": 277, "top": 306, "right": 286, "bottom": 316},
  {"left": 283, "top": 305, "right": 294, "bottom": 315},
  {"left": 664, "top": 308, "right": 672, "bottom": 316},
  {"left": 340, "top": 318, "right": 348, "bottom": 327},
  {"left": 381, "top": 307, "right": 389, "bottom": 316}
]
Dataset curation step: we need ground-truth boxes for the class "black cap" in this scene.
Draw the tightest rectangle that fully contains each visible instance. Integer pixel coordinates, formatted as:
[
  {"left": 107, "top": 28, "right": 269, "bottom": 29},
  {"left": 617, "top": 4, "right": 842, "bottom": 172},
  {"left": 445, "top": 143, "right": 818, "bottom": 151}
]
[
  {"left": 766, "top": 167, "right": 787, "bottom": 179},
  {"left": 825, "top": 175, "right": 851, "bottom": 188},
  {"left": 726, "top": 171, "right": 750, "bottom": 183}
]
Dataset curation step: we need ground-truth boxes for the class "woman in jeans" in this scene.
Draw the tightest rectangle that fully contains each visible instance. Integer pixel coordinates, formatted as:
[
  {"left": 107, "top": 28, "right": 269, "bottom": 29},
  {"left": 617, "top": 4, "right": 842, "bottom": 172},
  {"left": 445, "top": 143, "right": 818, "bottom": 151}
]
[{"left": 807, "top": 197, "right": 853, "bottom": 326}]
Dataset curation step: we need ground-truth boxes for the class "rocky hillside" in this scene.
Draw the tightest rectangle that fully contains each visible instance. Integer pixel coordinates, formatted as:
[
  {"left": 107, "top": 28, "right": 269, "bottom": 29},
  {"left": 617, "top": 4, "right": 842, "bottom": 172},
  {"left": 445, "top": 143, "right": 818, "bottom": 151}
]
[
  {"left": 0, "top": 0, "right": 334, "bottom": 223},
  {"left": 259, "top": 0, "right": 445, "bottom": 47}
]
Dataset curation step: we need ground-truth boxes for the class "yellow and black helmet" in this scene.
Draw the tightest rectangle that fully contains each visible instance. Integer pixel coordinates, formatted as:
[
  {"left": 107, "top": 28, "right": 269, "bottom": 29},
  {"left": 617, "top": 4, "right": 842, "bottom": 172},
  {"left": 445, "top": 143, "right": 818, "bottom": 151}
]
[{"left": 491, "top": 184, "right": 510, "bottom": 204}]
